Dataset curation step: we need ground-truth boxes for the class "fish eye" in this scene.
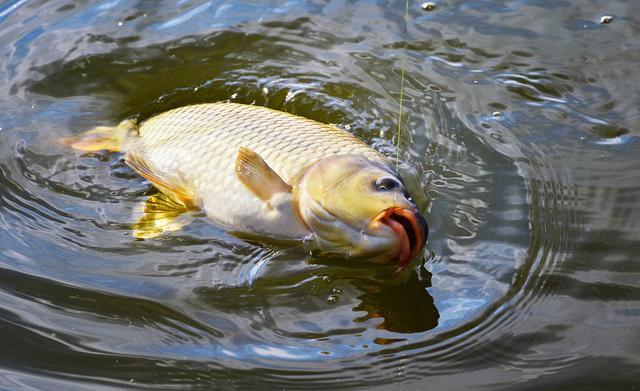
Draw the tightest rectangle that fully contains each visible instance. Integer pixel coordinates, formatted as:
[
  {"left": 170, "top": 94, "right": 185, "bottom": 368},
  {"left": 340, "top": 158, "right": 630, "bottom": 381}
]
[{"left": 375, "top": 176, "right": 402, "bottom": 191}]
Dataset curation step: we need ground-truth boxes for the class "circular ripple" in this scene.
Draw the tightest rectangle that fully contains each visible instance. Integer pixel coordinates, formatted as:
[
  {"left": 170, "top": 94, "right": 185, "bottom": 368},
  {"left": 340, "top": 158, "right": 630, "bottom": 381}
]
[{"left": 1, "top": 0, "right": 639, "bottom": 389}]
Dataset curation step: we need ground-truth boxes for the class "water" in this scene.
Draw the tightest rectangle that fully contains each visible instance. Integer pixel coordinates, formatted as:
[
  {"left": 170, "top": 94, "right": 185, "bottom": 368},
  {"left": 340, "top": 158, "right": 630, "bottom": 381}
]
[{"left": 1, "top": 0, "right": 639, "bottom": 389}]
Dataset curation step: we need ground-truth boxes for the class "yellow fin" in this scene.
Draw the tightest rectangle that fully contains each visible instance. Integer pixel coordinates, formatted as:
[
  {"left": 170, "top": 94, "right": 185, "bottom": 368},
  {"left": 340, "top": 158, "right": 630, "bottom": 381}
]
[
  {"left": 132, "top": 193, "right": 192, "bottom": 239},
  {"left": 61, "top": 119, "right": 135, "bottom": 152},
  {"left": 126, "top": 153, "right": 195, "bottom": 207},
  {"left": 235, "top": 147, "right": 291, "bottom": 203}
]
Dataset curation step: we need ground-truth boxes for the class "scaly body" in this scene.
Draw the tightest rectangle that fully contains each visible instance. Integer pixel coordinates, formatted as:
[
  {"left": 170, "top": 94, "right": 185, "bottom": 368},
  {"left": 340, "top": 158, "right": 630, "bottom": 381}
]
[
  {"left": 128, "top": 103, "right": 385, "bottom": 238},
  {"left": 68, "top": 102, "right": 427, "bottom": 268}
]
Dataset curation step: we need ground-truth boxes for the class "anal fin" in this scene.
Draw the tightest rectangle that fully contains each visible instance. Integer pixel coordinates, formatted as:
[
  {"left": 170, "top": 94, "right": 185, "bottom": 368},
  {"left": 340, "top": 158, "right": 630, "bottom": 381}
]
[
  {"left": 132, "top": 193, "right": 192, "bottom": 239},
  {"left": 126, "top": 153, "right": 195, "bottom": 207}
]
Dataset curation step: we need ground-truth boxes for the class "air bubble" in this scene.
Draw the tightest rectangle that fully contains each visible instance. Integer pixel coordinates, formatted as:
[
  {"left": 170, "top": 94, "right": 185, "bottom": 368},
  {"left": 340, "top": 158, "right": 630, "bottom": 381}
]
[
  {"left": 421, "top": 2, "right": 436, "bottom": 11},
  {"left": 327, "top": 295, "right": 338, "bottom": 303},
  {"left": 599, "top": 15, "right": 613, "bottom": 24}
]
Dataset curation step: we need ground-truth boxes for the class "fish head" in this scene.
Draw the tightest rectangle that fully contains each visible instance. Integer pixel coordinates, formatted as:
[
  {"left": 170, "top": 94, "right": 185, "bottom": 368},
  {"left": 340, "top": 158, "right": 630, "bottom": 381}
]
[{"left": 295, "top": 155, "right": 428, "bottom": 269}]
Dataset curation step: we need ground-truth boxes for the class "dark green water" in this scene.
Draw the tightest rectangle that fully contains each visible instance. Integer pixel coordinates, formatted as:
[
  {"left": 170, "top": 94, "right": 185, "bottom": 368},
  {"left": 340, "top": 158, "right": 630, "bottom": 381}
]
[{"left": 1, "top": 0, "right": 639, "bottom": 389}]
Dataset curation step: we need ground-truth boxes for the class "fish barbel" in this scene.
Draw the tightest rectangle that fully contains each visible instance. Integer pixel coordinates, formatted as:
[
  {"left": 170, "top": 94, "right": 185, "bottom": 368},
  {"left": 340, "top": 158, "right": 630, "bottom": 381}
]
[{"left": 66, "top": 103, "right": 428, "bottom": 268}]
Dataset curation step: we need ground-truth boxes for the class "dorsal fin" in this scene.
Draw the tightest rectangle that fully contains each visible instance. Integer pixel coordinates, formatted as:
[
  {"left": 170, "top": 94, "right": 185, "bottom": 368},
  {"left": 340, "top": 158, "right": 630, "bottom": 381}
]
[{"left": 235, "top": 147, "right": 291, "bottom": 204}]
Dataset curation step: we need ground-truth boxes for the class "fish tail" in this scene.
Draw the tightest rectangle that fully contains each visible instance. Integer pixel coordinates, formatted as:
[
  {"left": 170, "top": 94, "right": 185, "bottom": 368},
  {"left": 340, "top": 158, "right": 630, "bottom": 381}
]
[{"left": 61, "top": 119, "right": 136, "bottom": 152}]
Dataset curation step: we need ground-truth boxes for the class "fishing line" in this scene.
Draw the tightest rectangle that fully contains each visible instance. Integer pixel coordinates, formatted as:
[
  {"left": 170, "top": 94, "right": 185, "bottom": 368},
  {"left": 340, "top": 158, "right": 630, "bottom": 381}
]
[{"left": 394, "top": 0, "right": 409, "bottom": 200}]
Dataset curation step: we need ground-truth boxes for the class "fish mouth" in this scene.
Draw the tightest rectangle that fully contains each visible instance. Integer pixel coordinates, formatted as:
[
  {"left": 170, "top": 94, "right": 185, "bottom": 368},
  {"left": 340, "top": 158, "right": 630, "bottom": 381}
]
[{"left": 370, "top": 207, "right": 428, "bottom": 270}]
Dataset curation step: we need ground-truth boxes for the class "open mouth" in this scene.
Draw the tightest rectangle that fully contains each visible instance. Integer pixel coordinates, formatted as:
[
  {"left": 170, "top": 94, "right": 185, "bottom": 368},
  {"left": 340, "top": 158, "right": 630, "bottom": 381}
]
[{"left": 371, "top": 207, "right": 427, "bottom": 269}]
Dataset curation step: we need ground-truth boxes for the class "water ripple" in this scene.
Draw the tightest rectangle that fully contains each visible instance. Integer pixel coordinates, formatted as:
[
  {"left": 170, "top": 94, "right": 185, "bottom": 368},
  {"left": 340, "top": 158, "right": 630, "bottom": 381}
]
[{"left": 0, "top": 0, "right": 639, "bottom": 389}]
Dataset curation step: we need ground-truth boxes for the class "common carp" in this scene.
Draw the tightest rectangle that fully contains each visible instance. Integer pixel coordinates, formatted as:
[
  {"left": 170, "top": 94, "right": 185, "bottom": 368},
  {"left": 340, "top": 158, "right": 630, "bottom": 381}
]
[{"left": 66, "top": 103, "right": 428, "bottom": 269}]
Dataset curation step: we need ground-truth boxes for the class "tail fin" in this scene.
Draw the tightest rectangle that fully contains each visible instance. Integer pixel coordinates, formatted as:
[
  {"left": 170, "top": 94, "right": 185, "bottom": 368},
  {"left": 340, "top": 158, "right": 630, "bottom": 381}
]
[{"left": 61, "top": 119, "right": 136, "bottom": 152}]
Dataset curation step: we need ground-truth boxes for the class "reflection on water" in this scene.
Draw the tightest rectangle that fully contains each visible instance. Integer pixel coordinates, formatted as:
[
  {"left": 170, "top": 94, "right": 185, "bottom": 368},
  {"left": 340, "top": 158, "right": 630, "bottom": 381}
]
[{"left": 0, "top": 0, "right": 639, "bottom": 389}]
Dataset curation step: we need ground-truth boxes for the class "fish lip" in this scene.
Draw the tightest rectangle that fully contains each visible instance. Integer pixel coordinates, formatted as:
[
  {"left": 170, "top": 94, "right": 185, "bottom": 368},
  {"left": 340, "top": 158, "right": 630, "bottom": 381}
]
[{"left": 369, "top": 206, "right": 428, "bottom": 270}]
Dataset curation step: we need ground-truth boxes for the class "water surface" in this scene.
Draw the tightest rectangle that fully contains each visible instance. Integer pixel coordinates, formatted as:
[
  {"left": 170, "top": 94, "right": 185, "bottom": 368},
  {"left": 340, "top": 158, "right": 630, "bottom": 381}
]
[{"left": 1, "top": 0, "right": 639, "bottom": 389}]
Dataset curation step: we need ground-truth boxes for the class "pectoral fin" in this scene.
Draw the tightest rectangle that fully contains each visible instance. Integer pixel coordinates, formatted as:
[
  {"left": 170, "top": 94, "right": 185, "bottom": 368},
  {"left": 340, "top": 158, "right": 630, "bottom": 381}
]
[
  {"left": 132, "top": 193, "right": 192, "bottom": 239},
  {"left": 235, "top": 147, "right": 291, "bottom": 204},
  {"left": 126, "top": 153, "right": 195, "bottom": 207}
]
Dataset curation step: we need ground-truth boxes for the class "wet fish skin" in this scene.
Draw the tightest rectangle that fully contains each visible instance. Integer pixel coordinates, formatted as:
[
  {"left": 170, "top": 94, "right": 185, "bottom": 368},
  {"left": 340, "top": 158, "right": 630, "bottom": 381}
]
[
  {"left": 131, "top": 103, "right": 386, "bottom": 237},
  {"left": 67, "top": 102, "right": 427, "bottom": 267}
]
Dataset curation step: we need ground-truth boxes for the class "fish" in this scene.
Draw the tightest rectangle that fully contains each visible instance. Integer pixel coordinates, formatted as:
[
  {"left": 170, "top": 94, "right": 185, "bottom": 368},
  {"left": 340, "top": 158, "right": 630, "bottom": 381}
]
[{"left": 64, "top": 102, "right": 428, "bottom": 269}]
